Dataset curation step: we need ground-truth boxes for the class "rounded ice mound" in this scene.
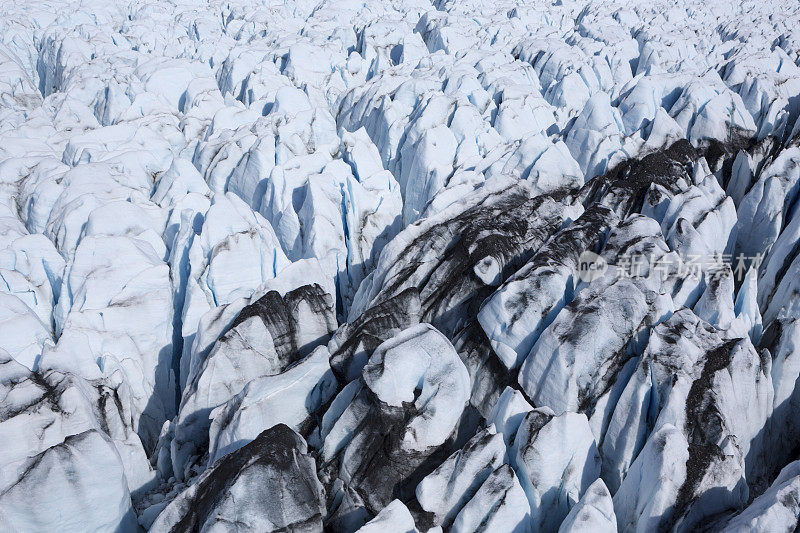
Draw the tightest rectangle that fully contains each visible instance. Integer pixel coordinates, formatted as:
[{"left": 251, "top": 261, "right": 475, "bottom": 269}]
[
  {"left": 362, "top": 323, "right": 471, "bottom": 451},
  {"left": 318, "top": 323, "right": 471, "bottom": 514}
]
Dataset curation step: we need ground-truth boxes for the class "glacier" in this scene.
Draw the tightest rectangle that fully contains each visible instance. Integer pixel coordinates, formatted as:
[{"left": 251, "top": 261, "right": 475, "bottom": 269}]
[{"left": 1, "top": 0, "right": 800, "bottom": 531}]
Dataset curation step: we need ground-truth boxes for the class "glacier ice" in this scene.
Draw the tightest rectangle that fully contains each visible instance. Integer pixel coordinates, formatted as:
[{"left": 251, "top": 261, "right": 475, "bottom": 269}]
[{"left": 2, "top": 0, "right": 800, "bottom": 530}]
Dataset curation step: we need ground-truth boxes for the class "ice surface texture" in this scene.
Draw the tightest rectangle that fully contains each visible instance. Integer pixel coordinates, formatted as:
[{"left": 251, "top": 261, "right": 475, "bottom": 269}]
[{"left": 1, "top": 0, "right": 800, "bottom": 531}]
